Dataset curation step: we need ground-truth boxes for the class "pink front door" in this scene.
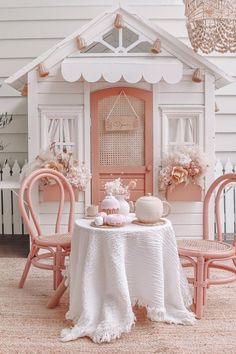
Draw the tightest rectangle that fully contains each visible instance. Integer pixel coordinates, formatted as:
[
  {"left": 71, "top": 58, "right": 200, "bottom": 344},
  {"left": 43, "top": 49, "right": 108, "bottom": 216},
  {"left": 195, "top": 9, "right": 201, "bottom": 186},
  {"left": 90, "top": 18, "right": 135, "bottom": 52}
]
[{"left": 91, "top": 87, "right": 153, "bottom": 204}]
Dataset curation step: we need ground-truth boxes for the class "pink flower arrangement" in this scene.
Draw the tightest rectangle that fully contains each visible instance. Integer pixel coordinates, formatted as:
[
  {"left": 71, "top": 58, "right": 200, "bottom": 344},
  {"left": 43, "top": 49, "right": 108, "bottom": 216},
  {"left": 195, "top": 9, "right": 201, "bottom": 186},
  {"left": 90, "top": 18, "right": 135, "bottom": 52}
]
[
  {"left": 104, "top": 178, "right": 136, "bottom": 199},
  {"left": 159, "top": 146, "right": 209, "bottom": 193},
  {"left": 21, "top": 143, "right": 91, "bottom": 191}
]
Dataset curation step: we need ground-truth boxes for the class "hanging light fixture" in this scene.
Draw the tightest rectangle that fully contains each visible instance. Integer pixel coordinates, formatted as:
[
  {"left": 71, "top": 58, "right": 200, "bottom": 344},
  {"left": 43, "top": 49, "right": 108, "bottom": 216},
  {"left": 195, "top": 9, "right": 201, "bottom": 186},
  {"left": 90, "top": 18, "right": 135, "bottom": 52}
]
[{"left": 184, "top": 0, "right": 236, "bottom": 53}]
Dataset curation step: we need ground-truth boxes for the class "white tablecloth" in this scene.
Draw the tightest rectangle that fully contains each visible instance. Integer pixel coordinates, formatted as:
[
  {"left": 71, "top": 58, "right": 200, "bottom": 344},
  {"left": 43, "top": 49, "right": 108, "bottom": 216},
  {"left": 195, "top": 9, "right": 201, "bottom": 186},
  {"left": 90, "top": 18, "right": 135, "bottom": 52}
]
[{"left": 61, "top": 217, "right": 195, "bottom": 343}]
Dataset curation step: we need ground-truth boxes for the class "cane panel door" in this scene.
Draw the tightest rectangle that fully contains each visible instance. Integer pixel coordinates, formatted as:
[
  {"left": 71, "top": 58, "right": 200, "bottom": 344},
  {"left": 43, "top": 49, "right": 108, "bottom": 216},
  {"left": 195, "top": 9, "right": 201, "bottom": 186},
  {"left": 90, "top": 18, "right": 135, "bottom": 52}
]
[{"left": 91, "top": 87, "right": 153, "bottom": 204}]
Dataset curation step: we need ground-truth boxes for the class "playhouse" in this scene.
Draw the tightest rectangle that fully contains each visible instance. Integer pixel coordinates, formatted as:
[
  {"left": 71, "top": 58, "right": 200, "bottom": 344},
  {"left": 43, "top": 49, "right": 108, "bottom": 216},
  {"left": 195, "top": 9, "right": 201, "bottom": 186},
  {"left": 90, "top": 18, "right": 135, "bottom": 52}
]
[{"left": 5, "top": 5, "right": 233, "bottom": 238}]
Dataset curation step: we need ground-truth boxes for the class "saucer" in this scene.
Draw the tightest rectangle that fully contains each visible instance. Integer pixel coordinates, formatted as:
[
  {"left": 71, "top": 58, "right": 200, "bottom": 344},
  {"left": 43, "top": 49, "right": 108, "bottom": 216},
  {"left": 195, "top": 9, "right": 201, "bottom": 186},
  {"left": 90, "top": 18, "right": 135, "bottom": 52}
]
[
  {"left": 132, "top": 218, "right": 166, "bottom": 226},
  {"left": 90, "top": 222, "right": 124, "bottom": 228}
]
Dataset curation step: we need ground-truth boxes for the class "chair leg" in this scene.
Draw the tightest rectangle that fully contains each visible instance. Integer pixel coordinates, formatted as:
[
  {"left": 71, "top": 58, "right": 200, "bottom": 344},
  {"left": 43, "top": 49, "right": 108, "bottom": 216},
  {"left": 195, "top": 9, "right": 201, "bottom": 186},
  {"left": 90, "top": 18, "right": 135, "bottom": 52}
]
[
  {"left": 47, "top": 277, "right": 68, "bottom": 309},
  {"left": 203, "top": 283, "right": 207, "bottom": 306},
  {"left": 195, "top": 256, "right": 205, "bottom": 319},
  {"left": 18, "top": 246, "right": 37, "bottom": 288},
  {"left": 53, "top": 246, "right": 63, "bottom": 290}
]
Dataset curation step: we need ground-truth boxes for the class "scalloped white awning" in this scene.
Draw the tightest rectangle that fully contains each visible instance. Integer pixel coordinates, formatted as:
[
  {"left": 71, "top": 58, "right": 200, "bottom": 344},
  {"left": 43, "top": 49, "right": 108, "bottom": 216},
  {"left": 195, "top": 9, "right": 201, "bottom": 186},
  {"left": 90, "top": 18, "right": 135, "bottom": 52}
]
[{"left": 61, "top": 57, "right": 183, "bottom": 84}]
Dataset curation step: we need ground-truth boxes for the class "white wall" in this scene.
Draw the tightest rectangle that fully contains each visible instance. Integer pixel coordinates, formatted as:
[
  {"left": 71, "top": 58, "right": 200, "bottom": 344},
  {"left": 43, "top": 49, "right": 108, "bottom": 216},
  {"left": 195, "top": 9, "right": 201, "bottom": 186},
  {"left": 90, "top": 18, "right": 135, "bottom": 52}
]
[{"left": 0, "top": 0, "right": 236, "bottom": 168}]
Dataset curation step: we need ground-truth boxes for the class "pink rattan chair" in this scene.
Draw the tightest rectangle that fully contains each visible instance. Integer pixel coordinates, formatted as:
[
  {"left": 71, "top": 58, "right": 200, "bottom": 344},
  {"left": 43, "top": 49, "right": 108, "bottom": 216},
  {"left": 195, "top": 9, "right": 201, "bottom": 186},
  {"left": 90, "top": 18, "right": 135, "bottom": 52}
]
[
  {"left": 18, "top": 168, "right": 75, "bottom": 290},
  {"left": 178, "top": 173, "right": 236, "bottom": 319}
]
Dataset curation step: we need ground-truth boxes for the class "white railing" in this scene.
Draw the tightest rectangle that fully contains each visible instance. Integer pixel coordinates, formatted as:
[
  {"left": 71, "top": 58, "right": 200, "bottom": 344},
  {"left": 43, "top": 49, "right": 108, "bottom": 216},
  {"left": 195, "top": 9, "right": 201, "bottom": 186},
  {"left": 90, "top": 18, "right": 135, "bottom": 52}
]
[
  {"left": 215, "top": 158, "right": 236, "bottom": 238},
  {"left": 0, "top": 160, "right": 27, "bottom": 235}
]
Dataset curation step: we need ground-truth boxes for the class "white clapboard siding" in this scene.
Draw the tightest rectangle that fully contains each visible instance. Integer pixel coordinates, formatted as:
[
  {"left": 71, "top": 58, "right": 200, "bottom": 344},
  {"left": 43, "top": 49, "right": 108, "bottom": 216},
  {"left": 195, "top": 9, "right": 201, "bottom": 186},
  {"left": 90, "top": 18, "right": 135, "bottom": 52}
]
[
  {"left": 168, "top": 202, "right": 203, "bottom": 239},
  {"left": 173, "top": 225, "right": 203, "bottom": 238},
  {"left": 215, "top": 134, "right": 236, "bottom": 152},
  {"left": 206, "top": 58, "right": 236, "bottom": 77},
  {"left": 0, "top": 39, "right": 59, "bottom": 59},
  {"left": 159, "top": 81, "right": 204, "bottom": 93},
  {"left": 168, "top": 213, "right": 202, "bottom": 225},
  {"left": 216, "top": 115, "right": 236, "bottom": 133},
  {"left": 40, "top": 213, "right": 84, "bottom": 225},
  {"left": 0, "top": 97, "right": 27, "bottom": 114},
  {"left": 0, "top": 133, "right": 28, "bottom": 153},
  {"left": 0, "top": 20, "right": 86, "bottom": 40},
  {"left": 38, "top": 81, "right": 84, "bottom": 94},
  {"left": 38, "top": 93, "right": 84, "bottom": 105},
  {"left": 216, "top": 82, "right": 236, "bottom": 96},
  {"left": 0, "top": 3, "right": 185, "bottom": 21},
  {"left": 0, "top": 83, "right": 21, "bottom": 97},
  {"left": 39, "top": 196, "right": 85, "bottom": 234},
  {"left": 159, "top": 92, "right": 204, "bottom": 105},
  {"left": 216, "top": 97, "right": 236, "bottom": 115},
  {"left": 0, "top": 115, "right": 27, "bottom": 133},
  {"left": 0, "top": 58, "right": 31, "bottom": 77}
]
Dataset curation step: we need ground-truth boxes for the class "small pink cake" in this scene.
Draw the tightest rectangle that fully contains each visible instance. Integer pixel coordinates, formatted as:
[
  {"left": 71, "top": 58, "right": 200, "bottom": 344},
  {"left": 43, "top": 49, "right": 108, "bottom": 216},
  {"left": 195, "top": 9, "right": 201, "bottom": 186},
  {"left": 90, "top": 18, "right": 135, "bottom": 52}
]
[
  {"left": 100, "top": 194, "right": 120, "bottom": 215},
  {"left": 106, "top": 214, "right": 126, "bottom": 226}
]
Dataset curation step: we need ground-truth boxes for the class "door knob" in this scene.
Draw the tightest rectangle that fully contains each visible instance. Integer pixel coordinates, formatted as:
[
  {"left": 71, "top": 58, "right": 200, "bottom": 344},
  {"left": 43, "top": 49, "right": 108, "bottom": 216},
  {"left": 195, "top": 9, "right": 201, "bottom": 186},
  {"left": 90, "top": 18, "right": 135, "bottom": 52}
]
[{"left": 146, "top": 164, "right": 152, "bottom": 172}]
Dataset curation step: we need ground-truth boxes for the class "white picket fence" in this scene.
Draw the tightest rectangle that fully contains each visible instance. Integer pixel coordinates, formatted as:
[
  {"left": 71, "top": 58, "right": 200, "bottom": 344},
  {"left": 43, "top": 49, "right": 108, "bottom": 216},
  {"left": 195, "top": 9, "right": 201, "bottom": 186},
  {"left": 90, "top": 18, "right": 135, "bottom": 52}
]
[
  {"left": 0, "top": 158, "right": 236, "bottom": 237},
  {"left": 0, "top": 160, "right": 27, "bottom": 235}
]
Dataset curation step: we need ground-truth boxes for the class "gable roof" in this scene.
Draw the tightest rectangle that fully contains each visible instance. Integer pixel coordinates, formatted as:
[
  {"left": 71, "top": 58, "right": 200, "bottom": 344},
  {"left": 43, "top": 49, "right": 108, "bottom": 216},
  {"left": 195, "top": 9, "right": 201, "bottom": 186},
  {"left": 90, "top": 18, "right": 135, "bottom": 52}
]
[{"left": 5, "top": 4, "right": 234, "bottom": 90}]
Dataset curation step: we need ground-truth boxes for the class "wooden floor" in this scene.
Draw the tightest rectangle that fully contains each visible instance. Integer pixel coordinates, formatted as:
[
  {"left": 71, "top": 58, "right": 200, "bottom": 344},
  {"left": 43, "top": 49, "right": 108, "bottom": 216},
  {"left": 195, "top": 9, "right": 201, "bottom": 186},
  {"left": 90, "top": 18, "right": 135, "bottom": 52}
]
[{"left": 0, "top": 235, "right": 29, "bottom": 257}]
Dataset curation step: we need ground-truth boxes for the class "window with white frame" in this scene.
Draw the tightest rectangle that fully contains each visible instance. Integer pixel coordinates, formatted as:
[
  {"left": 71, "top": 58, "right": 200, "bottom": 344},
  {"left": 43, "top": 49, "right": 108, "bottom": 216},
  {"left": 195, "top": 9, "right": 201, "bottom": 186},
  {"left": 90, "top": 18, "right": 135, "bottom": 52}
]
[
  {"left": 161, "top": 107, "right": 204, "bottom": 152},
  {"left": 75, "top": 25, "right": 152, "bottom": 55},
  {"left": 39, "top": 106, "right": 83, "bottom": 158}
]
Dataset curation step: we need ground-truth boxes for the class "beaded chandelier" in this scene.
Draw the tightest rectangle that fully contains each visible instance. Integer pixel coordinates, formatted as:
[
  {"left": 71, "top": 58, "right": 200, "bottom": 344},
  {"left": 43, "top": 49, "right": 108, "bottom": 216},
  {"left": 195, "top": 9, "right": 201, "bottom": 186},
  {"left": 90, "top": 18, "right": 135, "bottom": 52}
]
[{"left": 184, "top": 0, "right": 236, "bottom": 53}]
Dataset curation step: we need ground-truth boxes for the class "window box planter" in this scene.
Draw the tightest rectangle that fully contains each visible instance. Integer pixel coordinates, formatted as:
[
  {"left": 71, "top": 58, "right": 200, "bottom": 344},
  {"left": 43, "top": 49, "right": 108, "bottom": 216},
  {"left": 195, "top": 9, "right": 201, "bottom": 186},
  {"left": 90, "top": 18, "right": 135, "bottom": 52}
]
[
  {"left": 39, "top": 184, "right": 79, "bottom": 202},
  {"left": 166, "top": 182, "right": 203, "bottom": 202}
]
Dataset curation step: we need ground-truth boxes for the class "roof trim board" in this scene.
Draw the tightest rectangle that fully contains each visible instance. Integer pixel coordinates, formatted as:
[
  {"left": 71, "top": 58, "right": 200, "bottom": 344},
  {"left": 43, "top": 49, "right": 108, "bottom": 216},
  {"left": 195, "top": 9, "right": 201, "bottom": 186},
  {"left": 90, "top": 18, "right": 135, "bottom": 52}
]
[{"left": 4, "top": 4, "right": 234, "bottom": 90}]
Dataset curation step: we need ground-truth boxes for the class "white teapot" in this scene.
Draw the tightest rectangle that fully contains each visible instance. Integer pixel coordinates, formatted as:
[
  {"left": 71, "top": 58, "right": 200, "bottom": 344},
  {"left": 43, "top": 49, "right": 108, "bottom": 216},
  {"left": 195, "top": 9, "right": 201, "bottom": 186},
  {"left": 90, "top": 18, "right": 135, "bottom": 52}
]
[{"left": 135, "top": 193, "right": 171, "bottom": 224}]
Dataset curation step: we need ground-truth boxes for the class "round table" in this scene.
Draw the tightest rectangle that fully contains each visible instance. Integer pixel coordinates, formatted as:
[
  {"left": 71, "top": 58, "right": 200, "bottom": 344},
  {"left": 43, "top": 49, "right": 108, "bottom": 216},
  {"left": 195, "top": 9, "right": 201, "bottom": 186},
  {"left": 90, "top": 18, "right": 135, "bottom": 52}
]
[{"left": 61, "top": 217, "right": 195, "bottom": 343}]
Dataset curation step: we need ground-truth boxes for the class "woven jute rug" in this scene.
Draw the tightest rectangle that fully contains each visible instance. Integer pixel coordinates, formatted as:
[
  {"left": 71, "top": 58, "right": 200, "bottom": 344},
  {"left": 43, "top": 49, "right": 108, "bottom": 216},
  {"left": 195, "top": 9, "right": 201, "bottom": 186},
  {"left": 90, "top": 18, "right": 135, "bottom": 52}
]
[{"left": 0, "top": 258, "right": 235, "bottom": 354}]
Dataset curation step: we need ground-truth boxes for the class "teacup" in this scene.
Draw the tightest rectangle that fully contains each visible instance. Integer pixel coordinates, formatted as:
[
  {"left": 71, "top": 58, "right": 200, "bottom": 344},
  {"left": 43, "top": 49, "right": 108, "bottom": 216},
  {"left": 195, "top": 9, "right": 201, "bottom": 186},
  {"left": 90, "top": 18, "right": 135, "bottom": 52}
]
[{"left": 86, "top": 205, "right": 98, "bottom": 217}]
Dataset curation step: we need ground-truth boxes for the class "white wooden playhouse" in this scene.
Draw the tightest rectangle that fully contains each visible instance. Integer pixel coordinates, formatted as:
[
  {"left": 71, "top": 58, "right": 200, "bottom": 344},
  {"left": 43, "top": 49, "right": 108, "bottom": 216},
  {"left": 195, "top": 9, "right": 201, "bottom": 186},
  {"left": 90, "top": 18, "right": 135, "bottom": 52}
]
[{"left": 5, "top": 5, "right": 234, "bottom": 238}]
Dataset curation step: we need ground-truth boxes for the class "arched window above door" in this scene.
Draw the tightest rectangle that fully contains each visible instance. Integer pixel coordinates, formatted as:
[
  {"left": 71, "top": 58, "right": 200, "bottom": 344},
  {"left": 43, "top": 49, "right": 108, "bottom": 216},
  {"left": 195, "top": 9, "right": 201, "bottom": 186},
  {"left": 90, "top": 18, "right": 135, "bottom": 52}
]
[{"left": 72, "top": 25, "right": 153, "bottom": 55}]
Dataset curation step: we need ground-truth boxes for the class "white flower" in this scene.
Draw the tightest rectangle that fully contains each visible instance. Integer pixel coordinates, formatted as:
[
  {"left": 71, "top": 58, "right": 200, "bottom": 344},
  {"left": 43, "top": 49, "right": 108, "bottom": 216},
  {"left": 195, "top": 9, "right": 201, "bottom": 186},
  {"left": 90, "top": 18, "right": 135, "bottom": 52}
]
[
  {"left": 159, "top": 146, "right": 209, "bottom": 194},
  {"left": 178, "top": 153, "right": 192, "bottom": 165},
  {"left": 104, "top": 177, "right": 135, "bottom": 198},
  {"left": 21, "top": 144, "right": 91, "bottom": 191}
]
